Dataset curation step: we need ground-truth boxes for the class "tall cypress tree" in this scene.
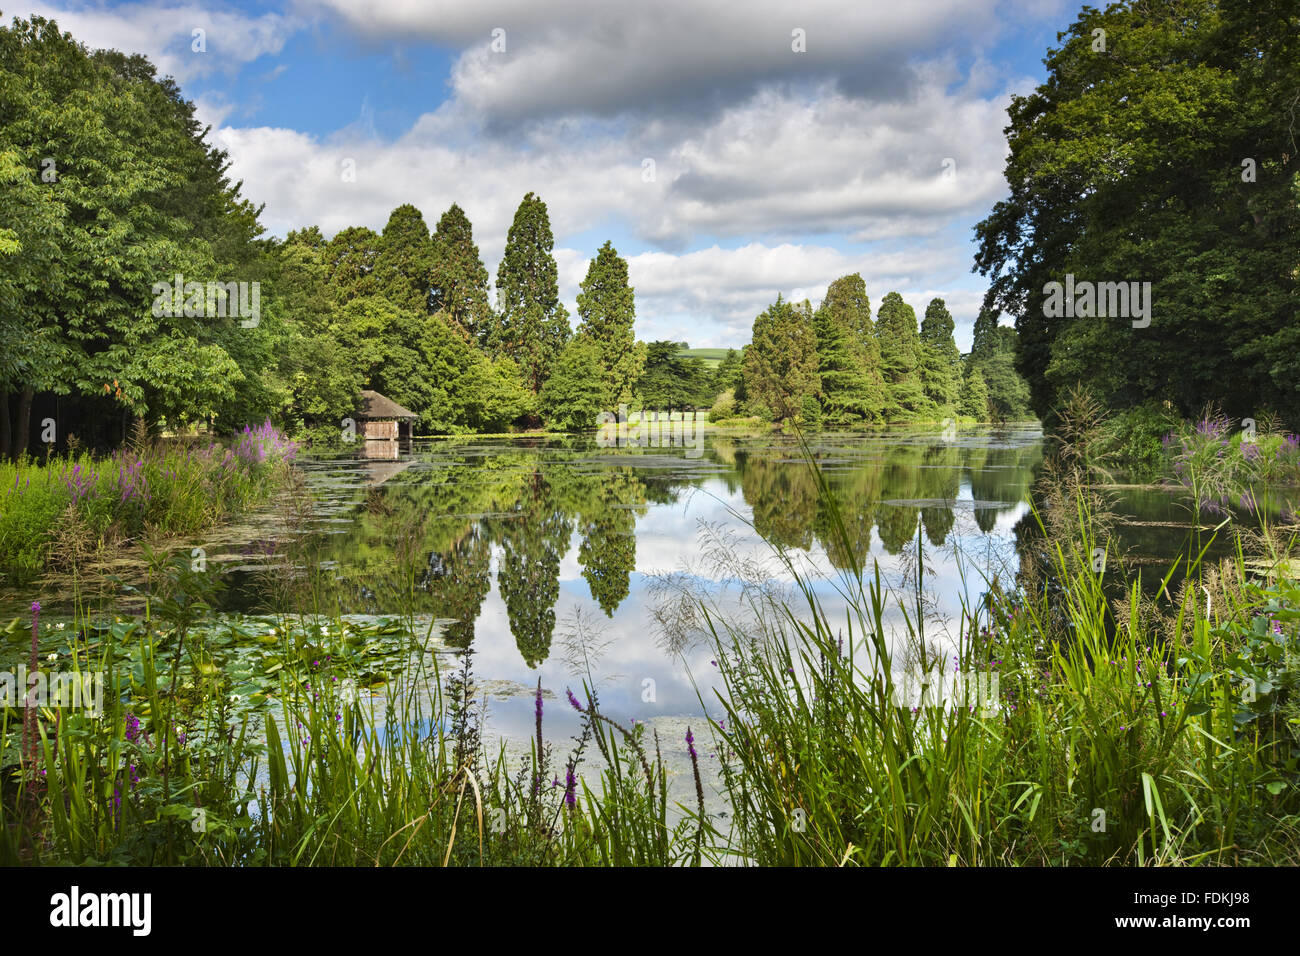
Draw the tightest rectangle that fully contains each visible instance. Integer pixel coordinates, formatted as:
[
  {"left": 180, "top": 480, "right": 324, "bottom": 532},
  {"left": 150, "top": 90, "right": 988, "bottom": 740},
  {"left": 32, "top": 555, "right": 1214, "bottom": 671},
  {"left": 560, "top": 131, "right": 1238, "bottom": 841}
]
[
  {"left": 814, "top": 273, "right": 886, "bottom": 423},
  {"left": 430, "top": 203, "right": 490, "bottom": 342},
  {"left": 491, "top": 192, "right": 570, "bottom": 394},
  {"left": 575, "top": 240, "right": 644, "bottom": 409},
  {"left": 323, "top": 226, "right": 381, "bottom": 305},
  {"left": 875, "top": 292, "right": 929, "bottom": 421},
  {"left": 919, "top": 297, "right": 962, "bottom": 411},
  {"left": 374, "top": 204, "right": 435, "bottom": 314}
]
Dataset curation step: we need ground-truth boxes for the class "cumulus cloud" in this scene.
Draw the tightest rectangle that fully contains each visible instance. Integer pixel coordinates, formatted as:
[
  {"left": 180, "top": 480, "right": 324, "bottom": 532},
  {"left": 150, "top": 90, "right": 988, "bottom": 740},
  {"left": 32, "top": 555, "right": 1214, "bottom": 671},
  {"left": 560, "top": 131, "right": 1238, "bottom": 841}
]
[
  {"left": 22, "top": 0, "right": 297, "bottom": 81},
  {"left": 304, "top": 0, "right": 1007, "bottom": 124}
]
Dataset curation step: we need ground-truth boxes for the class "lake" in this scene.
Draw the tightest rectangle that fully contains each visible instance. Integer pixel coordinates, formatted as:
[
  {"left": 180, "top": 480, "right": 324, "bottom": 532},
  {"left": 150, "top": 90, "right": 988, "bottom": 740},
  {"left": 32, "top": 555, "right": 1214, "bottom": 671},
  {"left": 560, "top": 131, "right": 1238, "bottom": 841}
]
[{"left": 9, "top": 424, "right": 1261, "bottom": 758}]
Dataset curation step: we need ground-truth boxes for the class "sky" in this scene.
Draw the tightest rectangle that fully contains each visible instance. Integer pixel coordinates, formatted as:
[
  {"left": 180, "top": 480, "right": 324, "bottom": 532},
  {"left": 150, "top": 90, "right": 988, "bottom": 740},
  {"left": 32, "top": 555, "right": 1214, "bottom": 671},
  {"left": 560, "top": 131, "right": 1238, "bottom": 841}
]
[{"left": 13, "top": 0, "right": 1088, "bottom": 350}]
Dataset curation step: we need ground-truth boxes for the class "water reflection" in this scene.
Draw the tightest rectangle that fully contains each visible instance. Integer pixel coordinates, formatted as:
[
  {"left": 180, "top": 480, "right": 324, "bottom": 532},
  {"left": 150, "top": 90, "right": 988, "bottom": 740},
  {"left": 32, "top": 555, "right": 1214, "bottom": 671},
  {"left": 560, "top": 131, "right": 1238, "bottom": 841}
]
[{"left": 295, "top": 428, "right": 1044, "bottom": 681}]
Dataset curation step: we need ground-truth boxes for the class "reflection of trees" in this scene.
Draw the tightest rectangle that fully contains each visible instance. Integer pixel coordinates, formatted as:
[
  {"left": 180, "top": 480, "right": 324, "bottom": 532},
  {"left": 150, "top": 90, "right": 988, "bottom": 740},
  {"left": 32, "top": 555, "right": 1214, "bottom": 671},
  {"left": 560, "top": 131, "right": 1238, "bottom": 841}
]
[
  {"left": 576, "top": 469, "right": 645, "bottom": 616},
  {"left": 919, "top": 445, "right": 959, "bottom": 547},
  {"left": 494, "top": 474, "right": 572, "bottom": 668},
  {"left": 815, "top": 467, "right": 881, "bottom": 571},
  {"left": 738, "top": 449, "right": 820, "bottom": 551},
  {"left": 421, "top": 524, "right": 491, "bottom": 648},
  {"left": 874, "top": 445, "right": 924, "bottom": 554},
  {"left": 967, "top": 442, "right": 1040, "bottom": 534}
]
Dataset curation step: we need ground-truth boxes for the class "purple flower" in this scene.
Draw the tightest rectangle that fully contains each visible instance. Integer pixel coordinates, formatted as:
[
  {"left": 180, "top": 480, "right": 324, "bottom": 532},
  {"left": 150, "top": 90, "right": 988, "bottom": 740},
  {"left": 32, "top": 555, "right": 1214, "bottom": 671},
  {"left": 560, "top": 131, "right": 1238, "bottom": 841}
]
[
  {"left": 564, "top": 767, "right": 577, "bottom": 807},
  {"left": 566, "top": 689, "right": 584, "bottom": 712},
  {"left": 686, "top": 727, "right": 697, "bottom": 760}
]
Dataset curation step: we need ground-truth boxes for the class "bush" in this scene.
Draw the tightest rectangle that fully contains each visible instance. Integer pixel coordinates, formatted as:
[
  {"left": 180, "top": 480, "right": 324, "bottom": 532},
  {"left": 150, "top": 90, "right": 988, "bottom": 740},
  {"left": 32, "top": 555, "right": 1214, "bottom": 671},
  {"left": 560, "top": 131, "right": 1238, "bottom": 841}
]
[{"left": 1103, "top": 402, "right": 1178, "bottom": 478}]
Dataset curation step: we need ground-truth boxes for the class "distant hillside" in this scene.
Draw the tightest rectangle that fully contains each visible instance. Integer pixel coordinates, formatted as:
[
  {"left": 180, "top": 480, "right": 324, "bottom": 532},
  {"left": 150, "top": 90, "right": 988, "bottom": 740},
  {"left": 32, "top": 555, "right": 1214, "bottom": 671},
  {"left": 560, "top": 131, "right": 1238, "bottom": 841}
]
[{"left": 675, "top": 347, "right": 737, "bottom": 369}]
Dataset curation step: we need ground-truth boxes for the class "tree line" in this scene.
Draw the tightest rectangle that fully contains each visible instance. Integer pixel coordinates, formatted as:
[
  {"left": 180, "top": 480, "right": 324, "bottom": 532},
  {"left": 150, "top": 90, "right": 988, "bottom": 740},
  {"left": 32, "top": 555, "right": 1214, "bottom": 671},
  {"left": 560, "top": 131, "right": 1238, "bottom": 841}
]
[
  {"left": 721, "top": 279, "right": 1031, "bottom": 426},
  {"left": 0, "top": 14, "right": 1033, "bottom": 458}
]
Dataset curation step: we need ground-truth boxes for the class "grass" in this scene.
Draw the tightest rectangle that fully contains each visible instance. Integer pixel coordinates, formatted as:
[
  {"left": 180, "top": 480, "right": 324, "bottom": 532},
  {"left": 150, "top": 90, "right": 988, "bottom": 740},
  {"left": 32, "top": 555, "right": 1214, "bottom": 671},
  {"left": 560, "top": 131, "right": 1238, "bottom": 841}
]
[
  {"left": 0, "top": 422, "right": 298, "bottom": 587},
  {"left": 2, "top": 432, "right": 1298, "bottom": 865}
]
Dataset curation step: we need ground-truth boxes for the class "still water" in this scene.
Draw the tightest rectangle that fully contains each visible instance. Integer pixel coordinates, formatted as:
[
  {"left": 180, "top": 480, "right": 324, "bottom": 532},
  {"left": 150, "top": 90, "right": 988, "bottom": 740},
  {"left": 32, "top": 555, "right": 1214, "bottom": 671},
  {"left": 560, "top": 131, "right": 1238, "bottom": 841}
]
[{"left": 217, "top": 426, "right": 1046, "bottom": 745}]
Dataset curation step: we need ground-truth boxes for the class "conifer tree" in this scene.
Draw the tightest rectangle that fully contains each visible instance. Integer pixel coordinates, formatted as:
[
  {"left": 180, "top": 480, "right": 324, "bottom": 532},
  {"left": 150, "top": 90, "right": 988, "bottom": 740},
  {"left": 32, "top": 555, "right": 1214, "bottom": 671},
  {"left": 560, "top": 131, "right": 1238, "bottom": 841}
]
[
  {"left": 430, "top": 203, "right": 490, "bottom": 341},
  {"left": 875, "top": 292, "right": 929, "bottom": 421},
  {"left": 919, "top": 297, "right": 962, "bottom": 411},
  {"left": 491, "top": 192, "right": 571, "bottom": 394},
  {"left": 575, "top": 240, "right": 644, "bottom": 409},
  {"left": 814, "top": 273, "right": 886, "bottom": 423}
]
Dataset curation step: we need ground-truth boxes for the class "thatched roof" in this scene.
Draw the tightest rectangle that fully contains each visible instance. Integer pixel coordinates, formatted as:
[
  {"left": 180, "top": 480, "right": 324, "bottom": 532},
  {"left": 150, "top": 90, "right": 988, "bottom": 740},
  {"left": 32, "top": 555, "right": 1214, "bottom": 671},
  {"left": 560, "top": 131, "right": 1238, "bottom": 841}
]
[{"left": 357, "top": 389, "right": 418, "bottom": 420}]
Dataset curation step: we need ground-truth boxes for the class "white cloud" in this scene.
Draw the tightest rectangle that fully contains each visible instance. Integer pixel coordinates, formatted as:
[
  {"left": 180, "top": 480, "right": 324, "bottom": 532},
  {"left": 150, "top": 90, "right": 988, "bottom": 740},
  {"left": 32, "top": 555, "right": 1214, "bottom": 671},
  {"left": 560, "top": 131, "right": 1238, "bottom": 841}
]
[
  {"left": 23, "top": 1, "right": 297, "bottom": 82},
  {"left": 304, "top": 0, "right": 1007, "bottom": 124}
]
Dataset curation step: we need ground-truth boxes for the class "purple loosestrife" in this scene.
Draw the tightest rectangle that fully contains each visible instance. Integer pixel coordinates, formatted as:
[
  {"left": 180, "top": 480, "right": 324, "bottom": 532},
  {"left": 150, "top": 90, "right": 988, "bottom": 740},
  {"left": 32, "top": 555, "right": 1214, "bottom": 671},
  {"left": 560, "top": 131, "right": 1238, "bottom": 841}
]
[
  {"left": 686, "top": 727, "right": 706, "bottom": 860},
  {"left": 566, "top": 688, "right": 584, "bottom": 712},
  {"left": 24, "top": 601, "right": 40, "bottom": 773}
]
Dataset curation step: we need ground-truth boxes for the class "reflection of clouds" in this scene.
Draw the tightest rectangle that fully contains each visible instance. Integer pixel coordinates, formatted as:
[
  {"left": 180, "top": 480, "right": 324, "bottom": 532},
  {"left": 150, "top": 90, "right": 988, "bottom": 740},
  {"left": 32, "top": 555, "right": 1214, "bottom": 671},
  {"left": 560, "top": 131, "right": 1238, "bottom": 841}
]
[{"left": 388, "top": 431, "right": 1042, "bottom": 754}]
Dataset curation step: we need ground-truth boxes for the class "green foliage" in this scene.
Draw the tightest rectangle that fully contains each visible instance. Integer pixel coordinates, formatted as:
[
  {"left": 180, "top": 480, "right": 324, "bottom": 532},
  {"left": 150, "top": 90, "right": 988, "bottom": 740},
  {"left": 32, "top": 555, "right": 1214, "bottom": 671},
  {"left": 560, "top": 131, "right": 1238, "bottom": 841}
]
[
  {"left": 541, "top": 338, "right": 606, "bottom": 432},
  {"left": 743, "top": 296, "right": 819, "bottom": 423},
  {"left": 0, "top": 426, "right": 296, "bottom": 584},
  {"left": 373, "top": 204, "right": 435, "bottom": 314},
  {"left": 959, "top": 363, "right": 991, "bottom": 420},
  {"left": 918, "top": 298, "right": 962, "bottom": 412},
  {"left": 430, "top": 203, "right": 491, "bottom": 341},
  {"left": 0, "top": 14, "right": 275, "bottom": 435},
  {"left": 575, "top": 241, "right": 644, "bottom": 409},
  {"left": 814, "top": 274, "right": 885, "bottom": 424},
  {"left": 974, "top": 0, "right": 1300, "bottom": 424},
  {"left": 490, "top": 192, "right": 571, "bottom": 395},
  {"left": 637, "top": 341, "right": 713, "bottom": 410},
  {"left": 1102, "top": 402, "right": 1178, "bottom": 478},
  {"left": 712, "top": 348, "right": 745, "bottom": 397},
  {"left": 875, "top": 292, "right": 930, "bottom": 421}
]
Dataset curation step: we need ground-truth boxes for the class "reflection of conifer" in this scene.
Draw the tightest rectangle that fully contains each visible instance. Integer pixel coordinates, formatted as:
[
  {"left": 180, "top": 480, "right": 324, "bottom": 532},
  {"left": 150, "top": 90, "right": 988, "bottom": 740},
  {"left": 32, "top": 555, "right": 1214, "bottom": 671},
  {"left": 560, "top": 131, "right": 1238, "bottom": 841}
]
[
  {"left": 737, "top": 449, "right": 819, "bottom": 551},
  {"left": 424, "top": 525, "right": 492, "bottom": 649},
  {"left": 497, "top": 474, "right": 571, "bottom": 668},
  {"left": 578, "top": 471, "right": 643, "bottom": 617}
]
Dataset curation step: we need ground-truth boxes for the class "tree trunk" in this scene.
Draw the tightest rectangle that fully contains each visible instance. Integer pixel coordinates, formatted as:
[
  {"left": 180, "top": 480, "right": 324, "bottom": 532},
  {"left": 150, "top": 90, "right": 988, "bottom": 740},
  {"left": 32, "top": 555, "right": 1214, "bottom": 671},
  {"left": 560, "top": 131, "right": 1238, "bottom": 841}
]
[
  {"left": 13, "top": 387, "right": 33, "bottom": 461},
  {"left": 0, "top": 392, "right": 10, "bottom": 460}
]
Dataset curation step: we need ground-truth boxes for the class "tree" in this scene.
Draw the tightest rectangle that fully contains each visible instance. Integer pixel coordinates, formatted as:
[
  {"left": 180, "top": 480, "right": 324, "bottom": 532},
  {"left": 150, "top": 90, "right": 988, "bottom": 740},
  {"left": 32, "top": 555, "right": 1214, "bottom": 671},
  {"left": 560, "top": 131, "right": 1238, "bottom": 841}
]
[
  {"left": 814, "top": 274, "right": 886, "bottom": 423},
  {"left": 430, "top": 203, "right": 490, "bottom": 341},
  {"left": 490, "top": 192, "right": 571, "bottom": 395},
  {"left": 742, "top": 295, "right": 819, "bottom": 423},
  {"left": 0, "top": 15, "right": 270, "bottom": 451},
  {"left": 637, "top": 342, "right": 712, "bottom": 411},
  {"left": 540, "top": 338, "right": 605, "bottom": 431},
  {"left": 875, "top": 292, "right": 929, "bottom": 421},
  {"left": 974, "top": 0, "right": 1300, "bottom": 424},
  {"left": 324, "top": 226, "right": 382, "bottom": 305},
  {"left": 959, "top": 363, "right": 991, "bottom": 420},
  {"left": 374, "top": 204, "right": 435, "bottom": 314},
  {"left": 919, "top": 297, "right": 962, "bottom": 411},
  {"left": 713, "top": 348, "right": 744, "bottom": 396},
  {"left": 575, "top": 240, "right": 644, "bottom": 409},
  {"left": 969, "top": 305, "right": 999, "bottom": 364}
]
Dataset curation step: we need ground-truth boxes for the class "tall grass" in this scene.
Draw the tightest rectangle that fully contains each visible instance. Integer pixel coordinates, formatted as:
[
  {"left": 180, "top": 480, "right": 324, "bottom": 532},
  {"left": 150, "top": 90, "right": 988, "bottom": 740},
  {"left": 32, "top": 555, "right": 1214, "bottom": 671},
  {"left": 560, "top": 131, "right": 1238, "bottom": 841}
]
[{"left": 0, "top": 422, "right": 298, "bottom": 585}]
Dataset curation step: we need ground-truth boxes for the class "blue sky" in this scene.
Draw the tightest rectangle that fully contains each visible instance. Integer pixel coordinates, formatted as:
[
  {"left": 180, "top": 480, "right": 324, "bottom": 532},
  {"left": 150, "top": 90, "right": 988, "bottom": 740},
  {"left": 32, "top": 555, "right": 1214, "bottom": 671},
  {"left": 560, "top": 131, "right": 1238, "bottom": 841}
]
[{"left": 17, "top": 0, "right": 1089, "bottom": 349}]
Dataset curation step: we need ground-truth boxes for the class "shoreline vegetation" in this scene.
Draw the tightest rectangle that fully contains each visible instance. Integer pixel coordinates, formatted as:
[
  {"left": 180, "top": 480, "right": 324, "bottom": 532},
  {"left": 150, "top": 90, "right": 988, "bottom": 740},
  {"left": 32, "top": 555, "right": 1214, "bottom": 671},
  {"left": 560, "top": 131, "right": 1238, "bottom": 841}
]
[
  {"left": 2, "top": 425, "right": 1298, "bottom": 866},
  {"left": 0, "top": 422, "right": 298, "bottom": 588}
]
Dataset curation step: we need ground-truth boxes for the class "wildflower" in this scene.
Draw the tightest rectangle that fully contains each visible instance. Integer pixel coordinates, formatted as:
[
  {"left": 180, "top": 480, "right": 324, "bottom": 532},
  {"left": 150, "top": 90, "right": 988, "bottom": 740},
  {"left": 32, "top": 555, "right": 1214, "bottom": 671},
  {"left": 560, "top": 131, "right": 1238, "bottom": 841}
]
[{"left": 566, "top": 689, "right": 584, "bottom": 712}]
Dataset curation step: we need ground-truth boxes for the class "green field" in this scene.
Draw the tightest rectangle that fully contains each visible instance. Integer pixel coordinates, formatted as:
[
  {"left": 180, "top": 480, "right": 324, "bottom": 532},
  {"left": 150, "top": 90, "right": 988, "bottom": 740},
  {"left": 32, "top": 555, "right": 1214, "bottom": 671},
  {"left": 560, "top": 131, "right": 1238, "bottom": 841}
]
[{"left": 676, "top": 347, "right": 737, "bottom": 369}]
